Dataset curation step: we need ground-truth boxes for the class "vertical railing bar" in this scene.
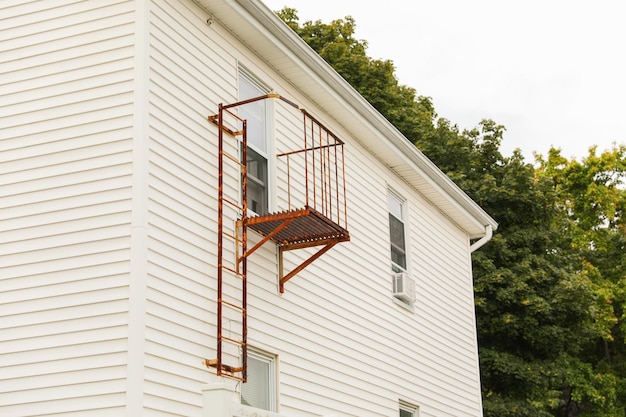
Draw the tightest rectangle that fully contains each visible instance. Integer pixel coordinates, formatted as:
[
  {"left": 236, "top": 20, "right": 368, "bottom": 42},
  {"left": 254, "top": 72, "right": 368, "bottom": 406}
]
[
  {"left": 326, "top": 131, "right": 332, "bottom": 218},
  {"left": 318, "top": 121, "right": 322, "bottom": 212},
  {"left": 311, "top": 116, "right": 317, "bottom": 209},
  {"left": 333, "top": 135, "right": 341, "bottom": 224},
  {"left": 302, "top": 110, "right": 309, "bottom": 208},
  {"left": 341, "top": 144, "right": 348, "bottom": 230},
  {"left": 286, "top": 154, "right": 291, "bottom": 209},
  {"left": 322, "top": 125, "right": 325, "bottom": 214}
]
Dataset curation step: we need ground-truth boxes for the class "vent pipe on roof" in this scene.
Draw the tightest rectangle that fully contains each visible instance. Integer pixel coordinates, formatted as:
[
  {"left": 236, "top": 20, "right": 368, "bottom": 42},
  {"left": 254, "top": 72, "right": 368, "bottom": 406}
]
[{"left": 470, "top": 224, "right": 493, "bottom": 253}]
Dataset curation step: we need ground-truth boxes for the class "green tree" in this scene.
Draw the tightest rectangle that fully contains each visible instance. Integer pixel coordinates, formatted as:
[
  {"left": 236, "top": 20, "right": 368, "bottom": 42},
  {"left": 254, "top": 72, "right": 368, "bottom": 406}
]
[
  {"left": 276, "top": 8, "right": 438, "bottom": 144},
  {"left": 536, "top": 145, "right": 626, "bottom": 415}
]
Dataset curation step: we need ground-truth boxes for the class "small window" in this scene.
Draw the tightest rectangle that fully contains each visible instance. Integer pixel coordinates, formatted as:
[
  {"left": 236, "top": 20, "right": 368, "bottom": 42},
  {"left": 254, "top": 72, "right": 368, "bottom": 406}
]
[
  {"left": 389, "top": 191, "right": 415, "bottom": 308},
  {"left": 388, "top": 191, "right": 407, "bottom": 273},
  {"left": 241, "top": 349, "right": 276, "bottom": 411},
  {"left": 238, "top": 70, "right": 270, "bottom": 215},
  {"left": 399, "top": 402, "right": 418, "bottom": 417}
]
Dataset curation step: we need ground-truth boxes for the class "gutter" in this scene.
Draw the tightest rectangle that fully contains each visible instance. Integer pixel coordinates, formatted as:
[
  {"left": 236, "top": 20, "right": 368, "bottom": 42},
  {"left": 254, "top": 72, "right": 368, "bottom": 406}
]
[{"left": 470, "top": 225, "right": 493, "bottom": 253}]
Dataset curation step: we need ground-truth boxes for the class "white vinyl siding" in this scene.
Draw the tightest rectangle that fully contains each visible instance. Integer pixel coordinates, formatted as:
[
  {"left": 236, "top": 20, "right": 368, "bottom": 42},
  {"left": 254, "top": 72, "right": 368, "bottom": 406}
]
[
  {"left": 145, "top": 0, "right": 230, "bottom": 414},
  {"left": 0, "top": 0, "right": 135, "bottom": 415}
]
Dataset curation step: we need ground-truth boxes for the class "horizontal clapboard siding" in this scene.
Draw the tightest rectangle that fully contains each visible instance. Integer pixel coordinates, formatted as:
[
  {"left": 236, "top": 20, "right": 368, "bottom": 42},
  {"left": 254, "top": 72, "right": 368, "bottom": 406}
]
[
  {"left": 145, "top": 0, "right": 232, "bottom": 414},
  {"left": 0, "top": 0, "right": 134, "bottom": 415}
]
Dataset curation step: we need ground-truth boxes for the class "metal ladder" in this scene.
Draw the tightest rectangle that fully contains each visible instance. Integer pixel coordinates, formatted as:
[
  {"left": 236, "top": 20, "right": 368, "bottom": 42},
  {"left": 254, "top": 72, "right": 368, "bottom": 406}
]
[{"left": 204, "top": 102, "right": 248, "bottom": 381}]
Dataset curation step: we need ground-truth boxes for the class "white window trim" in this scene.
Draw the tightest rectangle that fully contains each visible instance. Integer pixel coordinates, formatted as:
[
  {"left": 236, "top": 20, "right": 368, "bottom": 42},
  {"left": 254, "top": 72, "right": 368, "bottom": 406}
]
[
  {"left": 240, "top": 348, "right": 277, "bottom": 412},
  {"left": 399, "top": 400, "right": 419, "bottom": 417}
]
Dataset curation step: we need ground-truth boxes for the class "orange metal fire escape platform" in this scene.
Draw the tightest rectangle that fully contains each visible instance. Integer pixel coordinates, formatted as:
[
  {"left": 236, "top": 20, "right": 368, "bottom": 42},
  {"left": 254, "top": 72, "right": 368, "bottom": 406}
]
[
  {"left": 247, "top": 206, "right": 349, "bottom": 249},
  {"left": 244, "top": 206, "right": 350, "bottom": 293}
]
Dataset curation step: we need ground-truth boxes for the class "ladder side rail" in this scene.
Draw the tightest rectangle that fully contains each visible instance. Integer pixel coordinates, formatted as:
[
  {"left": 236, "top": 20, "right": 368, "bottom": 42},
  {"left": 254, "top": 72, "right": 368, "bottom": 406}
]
[
  {"left": 216, "top": 104, "right": 224, "bottom": 375},
  {"left": 240, "top": 119, "right": 248, "bottom": 382}
]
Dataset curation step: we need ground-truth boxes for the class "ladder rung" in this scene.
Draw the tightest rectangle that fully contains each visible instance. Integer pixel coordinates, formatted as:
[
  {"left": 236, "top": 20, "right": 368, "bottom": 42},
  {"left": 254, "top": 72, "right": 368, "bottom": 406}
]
[
  {"left": 208, "top": 115, "right": 244, "bottom": 137},
  {"left": 220, "top": 299, "right": 245, "bottom": 311},
  {"left": 204, "top": 359, "right": 244, "bottom": 373},
  {"left": 221, "top": 336, "right": 245, "bottom": 345},
  {"left": 223, "top": 231, "right": 243, "bottom": 243},
  {"left": 222, "top": 151, "right": 244, "bottom": 165},
  {"left": 221, "top": 265, "right": 244, "bottom": 277},
  {"left": 223, "top": 197, "right": 244, "bottom": 211}
]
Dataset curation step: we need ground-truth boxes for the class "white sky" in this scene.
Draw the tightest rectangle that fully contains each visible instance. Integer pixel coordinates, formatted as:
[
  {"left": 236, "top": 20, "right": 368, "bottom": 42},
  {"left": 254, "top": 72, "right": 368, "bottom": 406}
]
[{"left": 262, "top": 0, "right": 626, "bottom": 162}]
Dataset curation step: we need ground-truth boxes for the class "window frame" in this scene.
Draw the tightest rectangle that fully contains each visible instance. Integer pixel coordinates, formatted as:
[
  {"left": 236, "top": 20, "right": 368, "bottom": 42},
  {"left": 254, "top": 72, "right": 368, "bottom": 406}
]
[
  {"left": 388, "top": 189, "right": 408, "bottom": 274},
  {"left": 388, "top": 189, "right": 417, "bottom": 310},
  {"left": 238, "top": 69, "right": 273, "bottom": 216},
  {"left": 240, "top": 348, "right": 277, "bottom": 412}
]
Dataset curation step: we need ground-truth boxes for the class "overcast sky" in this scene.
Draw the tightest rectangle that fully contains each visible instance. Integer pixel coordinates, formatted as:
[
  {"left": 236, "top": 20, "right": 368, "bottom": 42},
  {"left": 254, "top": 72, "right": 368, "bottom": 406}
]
[{"left": 262, "top": 0, "right": 626, "bottom": 162}]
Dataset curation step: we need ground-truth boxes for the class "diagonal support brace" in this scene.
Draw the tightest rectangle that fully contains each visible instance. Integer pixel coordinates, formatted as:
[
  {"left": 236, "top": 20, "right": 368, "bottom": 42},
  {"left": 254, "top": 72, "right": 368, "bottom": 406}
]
[
  {"left": 278, "top": 241, "right": 338, "bottom": 293},
  {"left": 239, "top": 217, "right": 295, "bottom": 261}
]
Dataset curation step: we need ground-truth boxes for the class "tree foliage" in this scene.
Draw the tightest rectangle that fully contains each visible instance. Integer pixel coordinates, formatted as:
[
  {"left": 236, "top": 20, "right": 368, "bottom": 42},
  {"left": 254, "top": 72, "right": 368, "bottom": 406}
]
[{"left": 276, "top": 8, "right": 626, "bottom": 416}]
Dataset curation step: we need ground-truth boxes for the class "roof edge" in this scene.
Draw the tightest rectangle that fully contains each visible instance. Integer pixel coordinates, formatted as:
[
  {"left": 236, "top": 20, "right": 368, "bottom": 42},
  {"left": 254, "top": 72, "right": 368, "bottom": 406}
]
[{"left": 197, "top": 0, "right": 498, "bottom": 237}]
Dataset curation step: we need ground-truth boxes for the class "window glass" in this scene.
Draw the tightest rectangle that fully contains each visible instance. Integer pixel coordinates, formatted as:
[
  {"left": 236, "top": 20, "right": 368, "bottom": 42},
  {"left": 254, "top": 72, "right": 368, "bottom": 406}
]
[
  {"left": 238, "top": 71, "right": 269, "bottom": 214},
  {"left": 241, "top": 351, "right": 276, "bottom": 411},
  {"left": 388, "top": 192, "right": 407, "bottom": 272},
  {"left": 388, "top": 193, "right": 403, "bottom": 219},
  {"left": 238, "top": 72, "right": 268, "bottom": 153},
  {"left": 246, "top": 148, "right": 267, "bottom": 215}
]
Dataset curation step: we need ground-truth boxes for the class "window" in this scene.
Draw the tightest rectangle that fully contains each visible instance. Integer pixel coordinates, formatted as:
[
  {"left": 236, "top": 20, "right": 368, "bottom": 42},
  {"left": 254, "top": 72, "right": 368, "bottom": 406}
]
[
  {"left": 388, "top": 191, "right": 407, "bottom": 273},
  {"left": 399, "top": 402, "right": 418, "bottom": 417},
  {"left": 241, "top": 350, "right": 276, "bottom": 411},
  {"left": 238, "top": 70, "right": 270, "bottom": 215},
  {"left": 389, "top": 191, "right": 415, "bottom": 308}
]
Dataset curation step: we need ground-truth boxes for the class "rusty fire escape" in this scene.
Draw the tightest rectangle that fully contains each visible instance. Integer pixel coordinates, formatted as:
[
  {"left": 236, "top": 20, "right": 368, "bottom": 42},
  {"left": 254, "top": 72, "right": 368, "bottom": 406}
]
[{"left": 204, "top": 94, "right": 349, "bottom": 381}]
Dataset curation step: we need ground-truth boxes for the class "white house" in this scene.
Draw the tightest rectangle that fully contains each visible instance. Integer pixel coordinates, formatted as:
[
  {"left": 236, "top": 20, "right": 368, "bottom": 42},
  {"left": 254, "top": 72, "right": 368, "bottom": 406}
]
[{"left": 0, "top": 1, "right": 498, "bottom": 416}]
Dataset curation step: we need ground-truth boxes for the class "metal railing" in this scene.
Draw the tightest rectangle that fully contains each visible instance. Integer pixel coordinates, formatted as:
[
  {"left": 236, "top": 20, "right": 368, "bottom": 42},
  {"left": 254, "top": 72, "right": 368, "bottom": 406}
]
[{"left": 277, "top": 109, "right": 348, "bottom": 231}]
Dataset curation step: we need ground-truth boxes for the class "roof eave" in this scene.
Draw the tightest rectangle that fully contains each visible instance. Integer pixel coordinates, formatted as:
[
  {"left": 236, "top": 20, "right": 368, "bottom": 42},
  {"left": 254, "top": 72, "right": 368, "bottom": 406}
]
[{"left": 195, "top": 0, "right": 498, "bottom": 239}]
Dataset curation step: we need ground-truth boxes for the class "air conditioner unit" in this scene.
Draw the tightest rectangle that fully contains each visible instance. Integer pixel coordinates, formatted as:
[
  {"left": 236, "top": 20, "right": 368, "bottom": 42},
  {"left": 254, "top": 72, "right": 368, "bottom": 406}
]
[{"left": 392, "top": 272, "right": 416, "bottom": 303}]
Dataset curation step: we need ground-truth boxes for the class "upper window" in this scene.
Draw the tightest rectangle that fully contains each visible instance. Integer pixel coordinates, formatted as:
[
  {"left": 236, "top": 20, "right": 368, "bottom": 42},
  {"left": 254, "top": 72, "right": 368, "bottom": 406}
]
[
  {"left": 238, "top": 70, "right": 270, "bottom": 215},
  {"left": 399, "top": 402, "right": 418, "bottom": 417},
  {"left": 241, "top": 349, "right": 276, "bottom": 412},
  {"left": 388, "top": 191, "right": 407, "bottom": 273}
]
